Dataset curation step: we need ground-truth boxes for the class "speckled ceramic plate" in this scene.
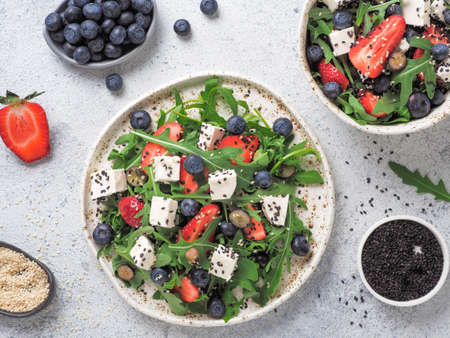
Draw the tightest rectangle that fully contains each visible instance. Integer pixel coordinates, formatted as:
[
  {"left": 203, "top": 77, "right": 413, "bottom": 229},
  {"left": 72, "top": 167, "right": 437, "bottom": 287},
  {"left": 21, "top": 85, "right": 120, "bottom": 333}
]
[{"left": 81, "top": 73, "right": 335, "bottom": 327}]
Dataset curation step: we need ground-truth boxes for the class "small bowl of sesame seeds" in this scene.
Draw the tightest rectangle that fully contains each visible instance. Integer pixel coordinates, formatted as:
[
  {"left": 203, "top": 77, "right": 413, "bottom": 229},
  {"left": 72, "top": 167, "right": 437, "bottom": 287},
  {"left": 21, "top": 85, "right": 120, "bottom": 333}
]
[
  {"left": 357, "top": 215, "right": 449, "bottom": 307},
  {"left": 0, "top": 242, "right": 56, "bottom": 317}
]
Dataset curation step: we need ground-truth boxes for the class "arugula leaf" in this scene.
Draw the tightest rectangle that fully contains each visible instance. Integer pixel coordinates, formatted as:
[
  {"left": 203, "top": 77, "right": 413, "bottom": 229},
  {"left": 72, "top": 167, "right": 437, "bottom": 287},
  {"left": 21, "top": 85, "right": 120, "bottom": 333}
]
[
  {"left": 389, "top": 161, "right": 450, "bottom": 202},
  {"left": 372, "top": 91, "right": 403, "bottom": 117},
  {"left": 308, "top": 7, "right": 333, "bottom": 21},
  {"left": 355, "top": 1, "right": 371, "bottom": 27},
  {"left": 296, "top": 170, "right": 324, "bottom": 185},
  {"left": 154, "top": 285, "right": 188, "bottom": 315}
]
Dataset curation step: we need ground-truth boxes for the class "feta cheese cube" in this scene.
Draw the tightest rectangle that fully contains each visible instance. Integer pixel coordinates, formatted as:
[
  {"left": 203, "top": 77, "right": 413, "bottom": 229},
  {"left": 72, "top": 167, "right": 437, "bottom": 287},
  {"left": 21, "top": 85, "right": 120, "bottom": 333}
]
[
  {"left": 209, "top": 245, "right": 239, "bottom": 281},
  {"left": 431, "top": 0, "right": 446, "bottom": 23},
  {"left": 149, "top": 196, "right": 178, "bottom": 228},
  {"left": 436, "top": 58, "right": 450, "bottom": 83},
  {"left": 90, "top": 169, "right": 127, "bottom": 199},
  {"left": 402, "top": 0, "right": 431, "bottom": 26},
  {"left": 153, "top": 156, "right": 180, "bottom": 183},
  {"left": 322, "top": 0, "right": 352, "bottom": 11},
  {"left": 198, "top": 123, "right": 225, "bottom": 151},
  {"left": 262, "top": 195, "right": 290, "bottom": 226},
  {"left": 329, "top": 27, "right": 355, "bottom": 56},
  {"left": 130, "top": 235, "right": 156, "bottom": 270},
  {"left": 395, "top": 38, "right": 410, "bottom": 54},
  {"left": 208, "top": 169, "right": 237, "bottom": 200}
]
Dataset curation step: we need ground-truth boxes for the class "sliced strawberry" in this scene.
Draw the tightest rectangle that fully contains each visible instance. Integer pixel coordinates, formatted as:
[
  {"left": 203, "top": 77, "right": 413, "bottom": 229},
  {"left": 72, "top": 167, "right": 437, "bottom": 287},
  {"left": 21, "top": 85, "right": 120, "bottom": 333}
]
[
  {"left": 140, "top": 122, "right": 183, "bottom": 169},
  {"left": 318, "top": 59, "right": 349, "bottom": 90},
  {"left": 119, "top": 195, "right": 145, "bottom": 228},
  {"left": 174, "top": 276, "right": 199, "bottom": 303},
  {"left": 358, "top": 91, "right": 387, "bottom": 118},
  {"left": 349, "top": 15, "right": 406, "bottom": 79},
  {"left": 243, "top": 205, "right": 266, "bottom": 241},
  {"left": 413, "top": 49, "right": 426, "bottom": 81},
  {"left": 180, "top": 155, "right": 209, "bottom": 194},
  {"left": 216, "top": 135, "right": 259, "bottom": 165},
  {"left": 0, "top": 91, "right": 50, "bottom": 163},
  {"left": 181, "top": 204, "right": 220, "bottom": 242}
]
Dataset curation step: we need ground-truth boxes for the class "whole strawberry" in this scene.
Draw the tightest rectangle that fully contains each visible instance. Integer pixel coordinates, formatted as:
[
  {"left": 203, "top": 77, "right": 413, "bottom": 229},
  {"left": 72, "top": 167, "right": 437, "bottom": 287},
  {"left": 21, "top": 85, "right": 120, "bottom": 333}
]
[{"left": 0, "top": 91, "right": 50, "bottom": 162}]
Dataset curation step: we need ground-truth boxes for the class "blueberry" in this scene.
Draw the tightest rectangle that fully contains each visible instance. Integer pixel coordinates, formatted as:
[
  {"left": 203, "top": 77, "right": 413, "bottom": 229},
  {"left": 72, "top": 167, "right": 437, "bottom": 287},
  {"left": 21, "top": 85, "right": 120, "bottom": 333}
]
[
  {"left": 101, "top": 18, "right": 116, "bottom": 34},
  {"left": 91, "top": 53, "right": 104, "bottom": 62},
  {"left": 64, "top": 6, "right": 83, "bottom": 23},
  {"left": 88, "top": 37, "right": 105, "bottom": 53},
  {"left": 118, "top": 0, "right": 131, "bottom": 10},
  {"left": 104, "top": 42, "right": 122, "bottom": 58},
  {"left": 68, "top": 0, "right": 76, "bottom": 6},
  {"left": 208, "top": 297, "right": 225, "bottom": 319},
  {"left": 130, "top": 110, "right": 151, "bottom": 129},
  {"left": 110, "top": 25, "right": 127, "bottom": 45},
  {"left": 183, "top": 154, "right": 204, "bottom": 175},
  {"left": 190, "top": 269, "right": 210, "bottom": 288},
  {"left": 431, "top": 43, "right": 449, "bottom": 62},
  {"left": 445, "top": 9, "right": 450, "bottom": 25},
  {"left": 73, "top": 46, "right": 91, "bottom": 64},
  {"left": 81, "top": 20, "right": 100, "bottom": 40},
  {"left": 430, "top": 89, "right": 445, "bottom": 107},
  {"left": 254, "top": 170, "right": 272, "bottom": 189},
  {"left": 322, "top": 81, "right": 341, "bottom": 100},
  {"left": 180, "top": 198, "right": 200, "bottom": 217},
  {"left": 103, "top": 0, "right": 121, "bottom": 19},
  {"left": 63, "top": 42, "right": 77, "bottom": 57},
  {"left": 45, "top": 12, "right": 63, "bottom": 32},
  {"left": 405, "top": 28, "right": 417, "bottom": 43},
  {"left": 95, "top": 0, "right": 105, "bottom": 4},
  {"left": 50, "top": 30, "right": 65, "bottom": 43},
  {"left": 373, "top": 75, "right": 391, "bottom": 95},
  {"left": 127, "top": 23, "right": 146, "bottom": 44},
  {"left": 132, "top": 0, "right": 154, "bottom": 14},
  {"left": 73, "top": 0, "right": 90, "bottom": 7},
  {"left": 219, "top": 221, "right": 237, "bottom": 237},
  {"left": 135, "top": 13, "right": 152, "bottom": 29},
  {"left": 200, "top": 0, "right": 218, "bottom": 16},
  {"left": 118, "top": 11, "right": 135, "bottom": 26},
  {"left": 291, "top": 235, "right": 310, "bottom": 256},
  {"left": 386, "top": 4, "right": 402, "bottom": 17},
  {"left": 174, "top": 19, "right": 191, "bottom": 36},
  {"left": 151, "top": 268, "right": 169, "bottom": 285},
  {"left": 273, "top": 117, "right": 293, "bottom": 137},
  {"left": 332, "top": 11, "right": 353, "bottom": 30},
  {"left": 407, "top": 93, "right": 431, "bottom": 119},
  {"left": 105, "top": 73, "right": 123, "bottom": 91},
  {"left": 306, "top": 44, "right": 323, "bottom": 64},
  {"left": 64, "top": 23, "right": 82, "bottom": 44},
  {"left": 253, "top": 252, "right": 269, "bottom": 268},
  {"left": 93, "top": 223, "right": 113, "bottom": 245},
  {"left": 83, "top": 3, "right": 103, "bottom": 21},
  {"left": 226, "top": 115, "right": 246, "bottom": 134}
]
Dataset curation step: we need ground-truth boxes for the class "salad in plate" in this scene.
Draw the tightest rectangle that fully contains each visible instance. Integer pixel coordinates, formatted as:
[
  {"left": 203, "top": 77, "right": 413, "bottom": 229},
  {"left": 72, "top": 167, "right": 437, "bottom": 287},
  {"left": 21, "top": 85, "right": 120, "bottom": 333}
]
[
  {"left": 88, "top": 78, "right": 324, "bottom": 322},
  {"left": 306, "top": 0, "right": 449, "bottom": 125}
]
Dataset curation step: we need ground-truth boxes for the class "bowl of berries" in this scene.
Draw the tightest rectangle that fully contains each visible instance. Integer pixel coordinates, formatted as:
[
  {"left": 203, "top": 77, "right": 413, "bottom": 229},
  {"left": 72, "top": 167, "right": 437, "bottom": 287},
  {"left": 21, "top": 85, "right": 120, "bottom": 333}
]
[
  {"left": 43, "top": 0, "right": 156, "bottom": 69},
  {"left": 299, "top": 0, "right": 449, "bottom": 135}
]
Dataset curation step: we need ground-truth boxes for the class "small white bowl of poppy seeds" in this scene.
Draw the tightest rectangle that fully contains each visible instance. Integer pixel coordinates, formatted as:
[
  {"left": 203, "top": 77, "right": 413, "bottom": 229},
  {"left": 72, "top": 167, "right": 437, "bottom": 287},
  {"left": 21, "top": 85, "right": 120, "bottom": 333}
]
[{"left": 358, "top": 215, "right": 449, "bottom": 307}]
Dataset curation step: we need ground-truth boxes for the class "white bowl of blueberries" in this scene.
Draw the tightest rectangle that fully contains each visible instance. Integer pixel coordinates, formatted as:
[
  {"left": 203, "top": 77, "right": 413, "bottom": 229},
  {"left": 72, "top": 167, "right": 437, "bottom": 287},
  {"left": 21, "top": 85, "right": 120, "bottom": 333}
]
[{"left": 43, "top": 0, "right": 156, "bottom": 69}]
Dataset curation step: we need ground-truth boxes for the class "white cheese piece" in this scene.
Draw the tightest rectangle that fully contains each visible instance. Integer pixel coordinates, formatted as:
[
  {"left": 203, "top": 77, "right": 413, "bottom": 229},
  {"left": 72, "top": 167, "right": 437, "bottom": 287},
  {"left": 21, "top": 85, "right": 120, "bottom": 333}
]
[
  {"left": 149, "top": 196, "right": 178, "bottom": 228},
  {"left": 130, "top": 235, "right": 156, "bottom": 271},
  {"left": 208, "top": 169, "right": 237, "bottom": 200},
  {"left": 197, "top": 123, "right": 225, "bottom": 151},
  {"left": 436, "top": 58, "right": 450, "bottom": 83},
  {"left": 395, "top": 38, "right": 410, "bottom": 54},
  {"left": 153, "top": 156, "right": 180, "bottom": 183},
  {"left": 322, "top": 0, "right": 352, "bottom": 11},
  {"left": 431, "top": 0, "right": 446, "bottom": 23},
  {"left": 402, "top": 0, "right": 431, "bottom": 26},
  {"left": 262, "top": 195, "right": 290, "bottom": 226},
  {"left": 329, "top": 27, "right": 355, "bottom": 56},
  {"left": 90, "top": 169, "right": 127, "bottom": 199},
  {"left": 209, "top": 245, "right": 239, "bottom": 281}
]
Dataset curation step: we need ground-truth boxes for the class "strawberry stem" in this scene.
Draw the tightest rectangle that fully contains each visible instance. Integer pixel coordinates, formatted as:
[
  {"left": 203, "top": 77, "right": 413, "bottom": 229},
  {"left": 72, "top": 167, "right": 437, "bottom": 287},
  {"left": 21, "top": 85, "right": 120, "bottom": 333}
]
[{"left": 0, "top": 90, "right": 44, "bottom": 106}]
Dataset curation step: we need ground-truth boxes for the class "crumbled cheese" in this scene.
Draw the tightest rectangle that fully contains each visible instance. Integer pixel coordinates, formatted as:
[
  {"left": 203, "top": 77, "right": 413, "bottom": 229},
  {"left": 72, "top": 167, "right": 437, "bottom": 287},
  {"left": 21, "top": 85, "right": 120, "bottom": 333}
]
[
  {"left": 329, "top": 27, "right": 355, "bottom": 56},
  {"left": 153, "top": 156, "right": 181, "bottom": 183},
  {"left": 430, "top": 0, "right": 446, "bottom": 23},
  {"left": 395, "top": 38, "right": 410, "bottom": 54},
  {"left": 436, "top": 58, "right": 450, "bottom": 83},
  {"left": 90, "top": 169, "right": 127, "bottom": 199},
  {"left": 322, "top": 0, "right": 352, "bottom": 11},
  {"left": 197, "top": 123, "right": 225, "bottom": 151},
  {"left": 209, "top": 245, "right": 239, "bottom": 281},
  {"left": 149, "top": 196, "right": 178, "bottom": 228},
  {"left": 208, "top": 169, "right": 237, "bottom": 200},
  {"left": 262, "top": 195, "right": 290, "bottom": 226},
  {"left": 130, "top": 235, "right": 156, "bottom": 271},
  {"left": 402, "top": 0, "right": 431, "bottom": 26}
]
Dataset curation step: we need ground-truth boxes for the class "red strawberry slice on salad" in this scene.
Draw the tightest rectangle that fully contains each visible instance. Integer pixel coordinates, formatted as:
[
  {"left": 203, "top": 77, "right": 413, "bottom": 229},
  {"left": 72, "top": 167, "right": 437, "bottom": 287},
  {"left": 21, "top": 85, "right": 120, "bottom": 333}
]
[
  {"left": 119, "top": 195, "right": 145, "bottom": 228},
  {"left": 174, "top": 276, "right": 199, "bottom": 303},
  {"left": 243, "top": 205, "right": 266, "bottom": 241},
  {"left": 349, "top": 15, "right": 406, "bottom": 79},
  {"left": 141, "top": 122, "right": 183, "bottom": 169},
  {"left": 318, "top": 59, "right": 349, "bottom": 90},
  {"left": 181, "top": 204, "right": 220, "bottom": 242},
  {"left": 217, "top": 135, "right": 259, "bottom": 165},
  {"left": 0, "top": 91, "right": 50, "bottom": 163},
  {"left": 180, "top": 155, "right": 209, "bottom": 194},
  {"left": 358, "top": 90, "right": 387, "bottom": 118}
]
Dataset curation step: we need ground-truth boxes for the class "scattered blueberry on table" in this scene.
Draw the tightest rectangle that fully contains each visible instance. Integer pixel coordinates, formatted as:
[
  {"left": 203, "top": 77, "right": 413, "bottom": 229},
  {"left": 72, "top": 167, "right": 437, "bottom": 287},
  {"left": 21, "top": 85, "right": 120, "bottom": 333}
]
[
  {"left": 105, "top": 73, "right": 123, "bottom": 91},
  {"left": 200, "top": 0, "right": 218, "bottom": 16},
  {"left": 174, "top": 19, "right": 191, "bottom": 36}
]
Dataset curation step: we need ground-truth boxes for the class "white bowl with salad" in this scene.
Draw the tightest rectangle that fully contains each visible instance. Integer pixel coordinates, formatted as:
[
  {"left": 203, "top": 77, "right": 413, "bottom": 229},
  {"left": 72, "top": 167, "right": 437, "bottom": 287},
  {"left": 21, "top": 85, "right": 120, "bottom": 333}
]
[
  {"left": 299, "top": 0, "right": 449, "bottom": 135},
  {"left": 81, "top": 73, "right": 335, "bottom": 326}
]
